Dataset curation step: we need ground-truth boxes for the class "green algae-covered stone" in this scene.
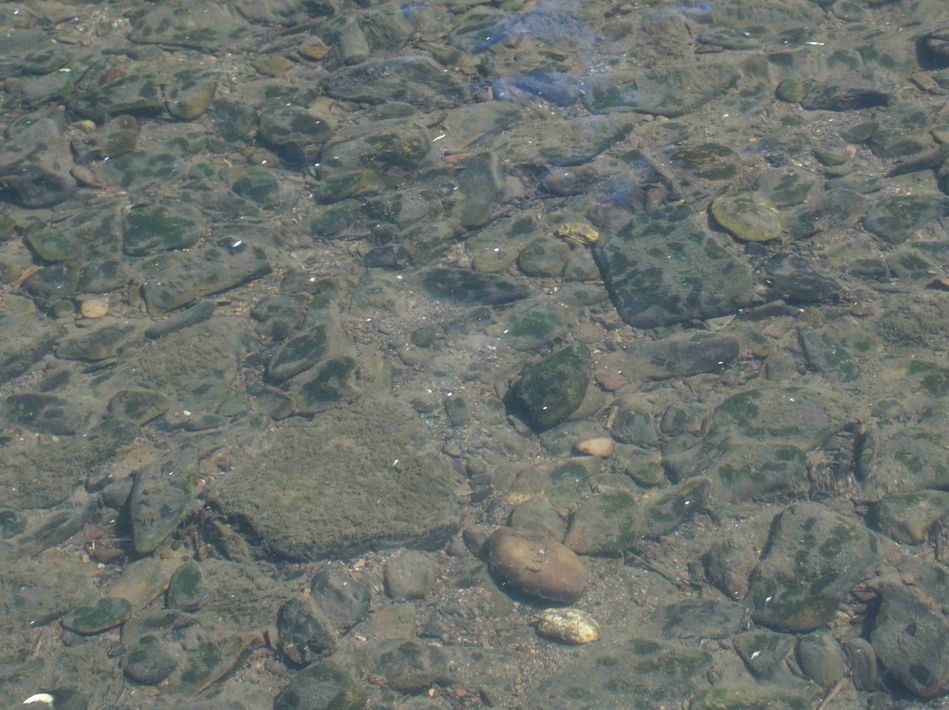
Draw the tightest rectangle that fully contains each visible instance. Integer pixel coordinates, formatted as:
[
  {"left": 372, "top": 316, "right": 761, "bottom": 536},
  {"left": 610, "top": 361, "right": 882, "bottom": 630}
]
[
  {"left": 130, "top": 449, "right": 197, "bottom": 555},
  {"left": 124, "top": 634, "right": 178, "bottom": 685},
  {"left": 667, "top": 143, "right": 739, "bottom": 180},
  {"left": 747, "top": 503, "right": 878, "bottom": 632},
  {"left": 108, "top": 388, "right": 169, "bottom": 425},
  {"left": 124, "top": 202, "right": 204, "bottom": 256},
  {"left": 274, "top": 660, "right": 367, "bottom": 710},
  {"left": 232, "top": 168, "right": 280, "bottom": 207},
  {"left": 166, "top": 560, "right": 208, "bottom": 612},
  {"left": 56, "top": 322, "right": 135, "bottom": 362},
  {"left": 267, "top": 327, "right": 328, "bottom": 382},
  {"left": 775, "top": 78, "right": 807, "bottom": 103},
  {"left": 863, "top": 194, "right": 947, "bottom": 245},
  {"left": 594, "top": 205, "right": 754, "bottom": 328},
  {"left": 1, "top": 393, "right": 83, "bottom": 435},
  {"left": 508, "top": 344, "right": 591, "bottom": 431},
  {"left": 62, "top": 596, "right": 131, "bottom": 635},
  {"left": 422, "top": 267, "right": 529, "bottom": 306},
  {"left": 710, "top": 194, "right": 783, "bottom": 242}
]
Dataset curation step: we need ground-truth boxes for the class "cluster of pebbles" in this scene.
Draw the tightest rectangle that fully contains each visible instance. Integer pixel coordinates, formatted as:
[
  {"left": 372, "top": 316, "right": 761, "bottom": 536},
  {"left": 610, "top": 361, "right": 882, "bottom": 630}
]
[{"left": 0, "top": 0, "right": 948, "bottom": 708}]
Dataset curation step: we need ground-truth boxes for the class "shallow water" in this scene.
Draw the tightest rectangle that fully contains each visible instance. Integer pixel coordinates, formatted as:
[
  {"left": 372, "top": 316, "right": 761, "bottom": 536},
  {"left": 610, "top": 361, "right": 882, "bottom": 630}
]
[{"left": 0, "top": 0, "right": 948, "bottom": 707}]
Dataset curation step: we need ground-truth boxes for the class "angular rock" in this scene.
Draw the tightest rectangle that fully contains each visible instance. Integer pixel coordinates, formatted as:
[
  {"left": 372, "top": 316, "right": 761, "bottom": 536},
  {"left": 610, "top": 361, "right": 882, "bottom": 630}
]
[
  {"left": 595, "top": 206, "right": 754, "bottom": 328},
  {"left": 309, "top": 566, "right": 371, "bottom": 632},
  {"left": 376, "top": 640, "right": 449, "bottom": 693},
  {"left": 764, "top": 253, "right": 843, "bottom": 304},
  {"left": 384, "top": 551, "right": 437, "bottom": 600},
  {"left": 141, "top": 240, "right": 270, "bottom": 313},
  {"left": 277, "top": 598, "right": 337, "bottom": 666},
  {"left": 267, "top": 326, "right": 329, "bottom": 382},
  {"left": 747, "top": 503, "right": 878, "bottom": 632},
  {"left": 863, "top": 193, "right": 947, "bottom": 246},
  {"left": 258, "top": 105, "right": 333, "bottom": 167},
  {"left": 129, "top": 447, "right": 198, "bottom": 555},
  {"left": 868, "top": 490, "right": 949, "bottom": 544}
]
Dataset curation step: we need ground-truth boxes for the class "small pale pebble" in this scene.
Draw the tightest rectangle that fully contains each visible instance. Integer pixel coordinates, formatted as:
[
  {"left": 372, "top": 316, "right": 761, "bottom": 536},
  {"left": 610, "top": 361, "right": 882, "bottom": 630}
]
[
  {"left": 535, "top": 608, "right": 600, "bottom": 644},
  {"left": 574, "top": 437, "right": 614, "bottom": 457},
  {"left": 80, "top": 298, "right": 109, "bottom": 318}
]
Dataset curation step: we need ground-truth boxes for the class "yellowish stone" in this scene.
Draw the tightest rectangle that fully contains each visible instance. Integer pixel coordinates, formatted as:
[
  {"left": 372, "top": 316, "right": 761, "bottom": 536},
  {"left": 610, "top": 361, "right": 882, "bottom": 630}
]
[
  {"left": 536, "top": 608, "right": 600, "bottom": 644},
  {"left": 80, "top": 298, "right": 109, "bottom": 318},
  {"left": 555, "top": 222, "right": 599, "bottom": 246}
]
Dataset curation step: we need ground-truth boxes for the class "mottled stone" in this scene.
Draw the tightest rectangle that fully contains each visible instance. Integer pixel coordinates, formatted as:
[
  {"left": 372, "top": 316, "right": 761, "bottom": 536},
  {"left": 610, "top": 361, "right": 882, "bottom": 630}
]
[
  {"left": 871, "top": 585, "right": 949, "bottom": 699},
  {"left": 595, "top": 206, "right": 754, "bottom": 328},
  {"left": 747, "top": 503, "right": 878, "bottom": 632}
]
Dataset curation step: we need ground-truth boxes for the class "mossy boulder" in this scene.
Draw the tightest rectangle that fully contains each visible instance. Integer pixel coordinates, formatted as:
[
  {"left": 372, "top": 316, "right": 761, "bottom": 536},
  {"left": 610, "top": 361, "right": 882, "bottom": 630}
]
[{"left": 507, "top": 344, "right": 591, "bottom": 431}]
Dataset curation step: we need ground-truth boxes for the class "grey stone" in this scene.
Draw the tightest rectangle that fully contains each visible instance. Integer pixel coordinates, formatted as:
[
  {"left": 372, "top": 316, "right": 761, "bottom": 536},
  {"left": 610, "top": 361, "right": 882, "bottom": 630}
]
[
  {"left": 384, "top": 551, "right": 438, "bottom": 600},
  {"left": 796, "top": 633, "right": 846, "bottom": 688},
  {"left": 123, "top": 634, "right": 177, "bottom": 685},
  {"left": 871, "top": 585, "right": 949, "bottom": 699},
  {"left": 274, "top": 661, "right": 367, "bottom": 710}
]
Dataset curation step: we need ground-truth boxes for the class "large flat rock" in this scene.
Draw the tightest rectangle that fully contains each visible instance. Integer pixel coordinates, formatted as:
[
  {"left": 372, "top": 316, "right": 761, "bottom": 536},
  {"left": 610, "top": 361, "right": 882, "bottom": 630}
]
[
  {"left": 594, "top": 205, "right": 754, "bottom": 328},
  {"left": 207, "top": 398, "right": 461, "bottom": 560}
]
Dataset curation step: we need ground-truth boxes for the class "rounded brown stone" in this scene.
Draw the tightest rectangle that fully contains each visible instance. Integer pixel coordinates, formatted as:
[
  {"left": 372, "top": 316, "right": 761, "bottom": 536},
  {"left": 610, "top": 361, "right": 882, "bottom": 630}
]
[{"left": 489, "top": 527, "right": 588, "bottom": 602}]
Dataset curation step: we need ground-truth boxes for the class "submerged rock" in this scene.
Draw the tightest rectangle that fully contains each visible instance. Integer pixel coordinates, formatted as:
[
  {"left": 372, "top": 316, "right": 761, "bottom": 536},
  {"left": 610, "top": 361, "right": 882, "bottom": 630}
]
[
  {"left": 746, "top": 503, "right": 878, "bottom": 632},
  {"left": 871, "top": 585, "right": 949, "bottom": 699},
  {"left": 207, "top": 398, "right": 461, "bottom": 560},
  {"left": 595, "top": 206, "right": 754, "bottom": 328},
  {"left": 507, "top": 344, "right": 591, "bottom": 431},
  {"left": 489, "top": 526, "right": 588, "bottom": 602}
]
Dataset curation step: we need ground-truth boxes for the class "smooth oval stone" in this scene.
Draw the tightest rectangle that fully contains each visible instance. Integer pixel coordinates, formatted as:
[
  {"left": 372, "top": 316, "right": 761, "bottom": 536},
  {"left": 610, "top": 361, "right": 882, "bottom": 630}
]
[
  {"left": 489, "top": 526, "right": 588, "bottom": 602},
  {"left": 166, "top": 560, "right": 208, "bottom": 612},
  {"left": 124, "top": 634, "right": 178, "bottom": 684},
  {"left": 62, "top": 596, "right": 131, "bottom": 634},
  {"left": 710, "top": 194, "right": 783, "bottom": 242}
]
